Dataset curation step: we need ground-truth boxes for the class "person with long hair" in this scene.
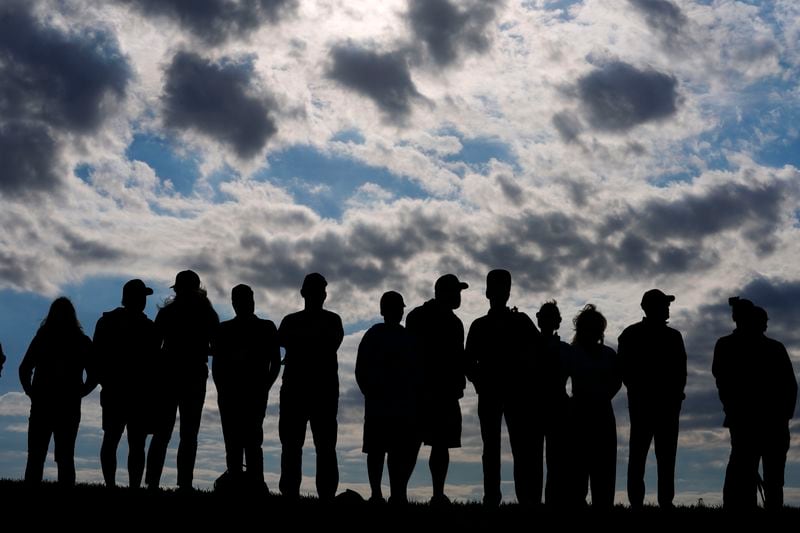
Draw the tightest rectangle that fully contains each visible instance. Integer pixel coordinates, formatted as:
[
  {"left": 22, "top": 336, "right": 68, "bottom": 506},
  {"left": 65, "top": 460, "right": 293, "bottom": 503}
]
[
  {"left": 569, "top": 304, "right": 621, "bottom": 509},
  {"left": 148, "top": 270, "right": 219, "bottom": 490},
  {"left": 19, "top": 297, "right": 95, "bottom": 485}
]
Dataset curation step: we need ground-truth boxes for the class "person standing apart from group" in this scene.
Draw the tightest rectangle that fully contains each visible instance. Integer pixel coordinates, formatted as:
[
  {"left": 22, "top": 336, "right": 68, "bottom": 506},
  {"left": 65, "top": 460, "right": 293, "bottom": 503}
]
[
  {"left": 619, "top": 289, "right": 687, "bottom": 510},
  {"left": 713, "top": 297, "right": 797, "bottom": 510}
]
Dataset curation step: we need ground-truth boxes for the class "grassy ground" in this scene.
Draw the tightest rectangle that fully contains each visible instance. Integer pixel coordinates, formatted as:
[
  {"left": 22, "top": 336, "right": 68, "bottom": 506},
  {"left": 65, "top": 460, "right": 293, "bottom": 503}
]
[{"left": 1, "top": 479, "right": 796, "bottom": 530}]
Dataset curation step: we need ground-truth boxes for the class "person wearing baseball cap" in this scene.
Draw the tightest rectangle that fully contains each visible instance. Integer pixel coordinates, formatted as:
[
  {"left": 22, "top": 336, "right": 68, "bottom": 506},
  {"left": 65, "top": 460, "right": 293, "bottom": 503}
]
[
  {"left": 277, "top": 273, "right": 344, "bottom": 502},
  {"left": 92, "top": 279, "right": 159, "bottom": 488},
  {"left": 465, "top": 269, "right": 540, "bottom": 507},
  {"left": 618, "top": 289, "right": 687, "bottom": 510},
  {"left": 405, "top": 273, "right": 469, "bottom": 506},
  {"left": 355, "top": 290, "right": 421, "bottom": 504}
]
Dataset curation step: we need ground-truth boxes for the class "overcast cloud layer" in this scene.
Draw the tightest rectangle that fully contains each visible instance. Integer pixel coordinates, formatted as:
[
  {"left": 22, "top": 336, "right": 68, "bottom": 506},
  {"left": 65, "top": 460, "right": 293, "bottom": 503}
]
[{"left": 0, "top": 0, "right": 798, "bottom": 505}]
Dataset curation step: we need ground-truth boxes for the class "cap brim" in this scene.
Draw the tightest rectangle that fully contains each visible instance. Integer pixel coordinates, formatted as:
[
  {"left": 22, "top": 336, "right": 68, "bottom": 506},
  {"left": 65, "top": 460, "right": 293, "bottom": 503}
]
[
  {"left": 666, "top": 295, "right": 676, "bottom": 302},
  {"left": 458, "top": 282, "right": 469, "bottom": 290},
  {"left": 144, "top": 287, "right": 154, "bottom": 295}
]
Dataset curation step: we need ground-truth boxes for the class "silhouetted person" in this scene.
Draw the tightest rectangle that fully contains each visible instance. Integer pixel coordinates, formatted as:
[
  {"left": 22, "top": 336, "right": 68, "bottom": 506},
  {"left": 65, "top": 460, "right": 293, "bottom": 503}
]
[
  {"left": 93, "top": 279, "right": 160, "bottom": 488},
  {"left": 0, "top": 342, "right": 5, "bottom": 377},
  {"left": 713, "top": 298, "right": 797, "bottom": 510},
  {"left": 19, "top": 297, "right": 95, "bottom": 485},
  {"left": 405, "top": 274, "right": 469, "bottom": 505},
  {"left": 535, "top": 300, "right": 575, "bottom": 507},
  {"left": 465, "top": 269, "right": 539, "bottom": 507},
  {"left": 619, "top": 289, "right": 687, "bottom": 510},
  {"left": 149, "top": 270, "right": 219, "bottom": 490},
  {"left": 212, "top": 284, "right": 281, "bottom": 489},
  {"left": 278, "top": 273, "right": 344, "bottom": 501},
  {"left": 355, "top": 291, "right": 422, "bottom": 504},
  {"left": 569, "top": 304, "right": 621, "bottom": 509}
]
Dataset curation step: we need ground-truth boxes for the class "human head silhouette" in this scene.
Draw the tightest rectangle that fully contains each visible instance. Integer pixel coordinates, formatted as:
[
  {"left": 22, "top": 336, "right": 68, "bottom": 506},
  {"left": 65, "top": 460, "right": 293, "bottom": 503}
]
[
  {"left": 752, "top": 306, "right": 768, "bottom": 334},
  {"left": 122, "top": 279, "right": 153, "bottom": 313},
  {"left": 171, "top": 270, "right": 201, "bottom": 297},
  {"left": 729, "top": 296, "right": 755, "bottom": 329},
  {"left": 536, "top": 300, "right": 562, "bottom": 336},
  {"left": 380, "top": 291, "right": 405, "bottom": 325},
  {"left": 231, "top": 284, "right": 255, "bottom": 317},
  {"left": 434, "top": 274, "right": 468, "bottom": 310},
  {"left": 301, "top": 273, "right": 327, "bottom": 311},
  {"left": 573, "top": 303, "right": 607, "bottom": 347},
  {"left": 641, "top": 289, "right": 674, "bottom": 323},
  {"left": 485, "top": 269, "right": 511, "bottom": 307},
  {"left": 43, "top": 297, "right": 82, "bottom": 332}
]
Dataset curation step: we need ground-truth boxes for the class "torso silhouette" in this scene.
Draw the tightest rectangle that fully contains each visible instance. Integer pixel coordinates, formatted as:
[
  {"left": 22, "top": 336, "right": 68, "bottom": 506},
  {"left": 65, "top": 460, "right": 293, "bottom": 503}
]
[
  {"left": 619, "top": 318, "right": 687, "bottom": 408},
  {"left": 20, "top": 327, "right": 93, "bottom": 402},
  {"left": 466, "top": 307, "right": 538, "bottom": 396},
  {"left": 713, "top": 329, "right": 797, "bottom": 428},
  {"left": 213, "top": 314, "right": 280, "bottom": 407},
  {"left": 94, "top": 307, "right": 159, "bottom": 404},
  {"left": 539, "top": 333, "right": 572, "bottom": 403},
  {"left": 569, "top": 343, "right": 621, "bottom": 403},
  {"left": 355, "top": 322, "right": 420, "bottom": 420},
  {"left": 405, "top": 299, "right": 466, "bottom": 400},
  {"left": 155, "top": 296, "right": 219, "bottom": 370},
  {"left": 278, "top": 308, "right": 344, "bottom": 397}
]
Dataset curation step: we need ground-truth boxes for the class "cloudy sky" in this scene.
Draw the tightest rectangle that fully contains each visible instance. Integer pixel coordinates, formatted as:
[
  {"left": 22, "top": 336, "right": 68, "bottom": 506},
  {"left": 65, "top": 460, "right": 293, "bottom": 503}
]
[{"left": 0, "top": 0, "right": 798, "bottom": 505}]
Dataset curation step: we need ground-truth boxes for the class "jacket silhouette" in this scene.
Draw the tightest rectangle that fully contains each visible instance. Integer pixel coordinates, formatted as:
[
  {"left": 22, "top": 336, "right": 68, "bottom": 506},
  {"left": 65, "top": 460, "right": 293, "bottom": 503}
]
[
  {"left": 465, "top": 269, "right": 539, "bottom": 506},
  {"left": 212, "top": 284, "right": 281, "bottom": 488},
  {"left": 278, "top": 273, "right": 344, "bottom": 501},
  {"left": 19, "top": 297, "right": 95, "bottom": 485},
  {"left": 619, "top": 289, "right": 687, "bottom": 509},
  {"left": 355, "top": 290, "right": 422, "bottom": 504},
  {"left": 149, "top": 270, "right": 219, "bottom": 490},
  {"left": 93, "top": 279, "right": 160, "bottom": 488},
  {"left": 713, "top": 299, "right": 797, "bottom": 510}
]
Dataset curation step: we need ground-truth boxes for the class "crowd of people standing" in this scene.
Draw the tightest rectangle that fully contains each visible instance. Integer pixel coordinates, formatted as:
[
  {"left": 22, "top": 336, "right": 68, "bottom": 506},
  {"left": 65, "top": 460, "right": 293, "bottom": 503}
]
[{"left": 8, "top": 269, "right": 798, "bottom": 510}]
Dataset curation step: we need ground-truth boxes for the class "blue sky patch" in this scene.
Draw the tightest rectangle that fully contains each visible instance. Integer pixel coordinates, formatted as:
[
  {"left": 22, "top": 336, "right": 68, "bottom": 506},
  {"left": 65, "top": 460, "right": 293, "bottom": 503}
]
[
  {"left": 256, "top": 145, "right": 427, "bottom": 219},
  {"left": 126, "top": 133, "right": 201, "bottom": 196}
]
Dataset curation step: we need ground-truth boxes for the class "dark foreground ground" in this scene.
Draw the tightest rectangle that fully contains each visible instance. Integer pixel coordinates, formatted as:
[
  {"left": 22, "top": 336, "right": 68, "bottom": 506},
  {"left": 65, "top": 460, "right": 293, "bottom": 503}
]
[{"left": 1, "top": 480, "right": 796, "bottom": 531}]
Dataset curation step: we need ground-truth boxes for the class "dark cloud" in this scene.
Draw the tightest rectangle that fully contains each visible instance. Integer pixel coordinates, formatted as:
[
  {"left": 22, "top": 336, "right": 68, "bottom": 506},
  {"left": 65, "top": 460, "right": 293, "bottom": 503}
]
[
  {"left": 162, "top": 51, "right": 278, "bottom": 158},
  {"left": 116, "top": 0, "right": 297, "bottom": 45},
  {"left": 407, "top": 0, "right": 502, "bottom": 66},
  {"left": 628, "top": 0, "right": 687, "bottom": 43},
  {"left": 551, "top": 111, "right": 583, "bottom": 143},
  {"left": 577, "top": 61, "right": 679, "bottom": 131},
  {"left": 57, "top": 230, "right": 127, "bottom": 263},
  {"left": 328, "top": 44, "right": 422, "bottom": 123},
  {"left": 0, "top": 123, "right": 61, "bottom": 196},
  {"left": 0, "top": 1, "right": 130, "bottom": 195},
  {"left": 496, "top": 174, "right": 525, "bottom": 206}
]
